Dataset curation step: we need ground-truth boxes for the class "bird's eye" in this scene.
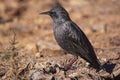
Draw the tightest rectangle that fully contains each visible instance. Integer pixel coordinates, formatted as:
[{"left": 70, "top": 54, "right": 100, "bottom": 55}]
[{"left": 50, "top": 11, "right": 58, "bottom": 18}]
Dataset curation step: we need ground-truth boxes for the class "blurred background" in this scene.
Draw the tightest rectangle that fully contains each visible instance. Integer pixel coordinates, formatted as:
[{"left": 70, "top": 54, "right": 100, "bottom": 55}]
[
  {"left": 0, "top": 0, "right": 120, "bottom": 48},
  {"left": 0, "top": 0, "right": 120, "bottom": 49},
  {"left": 0, "top": 0, "right": 120, "bottom": 80}
]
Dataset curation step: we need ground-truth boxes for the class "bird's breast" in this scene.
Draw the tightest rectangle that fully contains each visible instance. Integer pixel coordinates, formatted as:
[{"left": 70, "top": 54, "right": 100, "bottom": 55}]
[
  {"left": 53, "top": 25, "right": 67, "bottom": 44},
  {"left": 53, "top": 24, "right": 74, "bottom": 52}
]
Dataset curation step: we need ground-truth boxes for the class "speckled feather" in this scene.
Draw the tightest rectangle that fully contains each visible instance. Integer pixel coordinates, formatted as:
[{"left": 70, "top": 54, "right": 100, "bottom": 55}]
[
  {"left": 54, "top": 21, "right": 101, "bottom": 69},
  {"left": 41, "top": 4, "right": 101, "bottom": 70}
]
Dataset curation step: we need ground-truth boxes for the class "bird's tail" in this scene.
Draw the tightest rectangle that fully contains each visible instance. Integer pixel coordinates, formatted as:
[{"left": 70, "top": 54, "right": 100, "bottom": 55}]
[{"left": 91, "top": 59, "right": 102, "bottom": 72}]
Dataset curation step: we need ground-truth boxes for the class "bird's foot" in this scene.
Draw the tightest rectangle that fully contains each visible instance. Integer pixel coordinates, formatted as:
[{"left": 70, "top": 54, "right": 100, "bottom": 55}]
[
  {"left": 62, "top": 56, "right": 78, "bottom": 71},
  {"left": 63, "top": 63, "right": 72, "bottom": 71}
]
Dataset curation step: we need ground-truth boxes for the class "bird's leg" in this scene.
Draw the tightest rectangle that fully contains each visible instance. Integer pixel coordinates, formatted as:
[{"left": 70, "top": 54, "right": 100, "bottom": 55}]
[{"left": 64, "top": 56, "right": 78, "bottom": 71}]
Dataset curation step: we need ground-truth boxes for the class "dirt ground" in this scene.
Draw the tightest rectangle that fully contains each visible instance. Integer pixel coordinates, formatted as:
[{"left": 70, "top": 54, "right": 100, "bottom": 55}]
[{"left": 0, "top": 0, "right": 120, "bottom": 80}]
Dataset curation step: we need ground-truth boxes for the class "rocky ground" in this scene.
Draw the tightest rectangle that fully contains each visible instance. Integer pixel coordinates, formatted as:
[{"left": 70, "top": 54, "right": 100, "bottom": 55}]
[{"left": 0, "top": 0, "right": 120, "bottom": 80}]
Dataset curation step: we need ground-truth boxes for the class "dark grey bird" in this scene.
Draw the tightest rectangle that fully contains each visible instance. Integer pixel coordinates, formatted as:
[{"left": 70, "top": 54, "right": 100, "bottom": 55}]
[{"left": 40, "top": 4, "right": 101, "bottom": 71}]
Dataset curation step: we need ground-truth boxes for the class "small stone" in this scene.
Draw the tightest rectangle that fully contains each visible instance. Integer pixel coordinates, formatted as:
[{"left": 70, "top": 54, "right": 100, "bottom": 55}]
[
  {"left": 29, "top": 70, "right": 41, "bottom": 80},
  {"left": 91, "top": 24, "right": 107, "bottom": 33}
]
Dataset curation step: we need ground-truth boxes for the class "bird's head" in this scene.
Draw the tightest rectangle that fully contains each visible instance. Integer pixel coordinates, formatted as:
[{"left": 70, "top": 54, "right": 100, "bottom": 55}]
[{"left": 40, "top": 4, "right": 71, "bottom": 23}]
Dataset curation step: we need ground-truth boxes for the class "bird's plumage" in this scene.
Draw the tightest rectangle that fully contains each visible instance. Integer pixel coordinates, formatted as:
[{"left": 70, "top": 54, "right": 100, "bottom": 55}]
[
  {"left": 54, "top": 21, "right": 101, "bottom": 69},
  {"left": 40, "top": 4, "right": 101, "bottom": 70}
]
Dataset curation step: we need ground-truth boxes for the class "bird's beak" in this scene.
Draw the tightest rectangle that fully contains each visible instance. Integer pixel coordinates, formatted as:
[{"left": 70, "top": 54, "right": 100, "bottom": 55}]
[{"left": 40, "top": 11, "right": 51, "bottom": 15}]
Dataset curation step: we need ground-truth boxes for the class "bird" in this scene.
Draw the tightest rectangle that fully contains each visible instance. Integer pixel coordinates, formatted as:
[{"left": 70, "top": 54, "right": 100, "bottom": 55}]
[{"left": 40, "top": 4, "right": 101, "bottom": 71}]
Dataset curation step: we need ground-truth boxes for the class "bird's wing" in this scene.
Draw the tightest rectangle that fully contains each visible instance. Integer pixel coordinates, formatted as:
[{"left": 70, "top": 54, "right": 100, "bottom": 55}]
[{"left": 66, "top": 22, "right": 98, "bottom": 63}]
